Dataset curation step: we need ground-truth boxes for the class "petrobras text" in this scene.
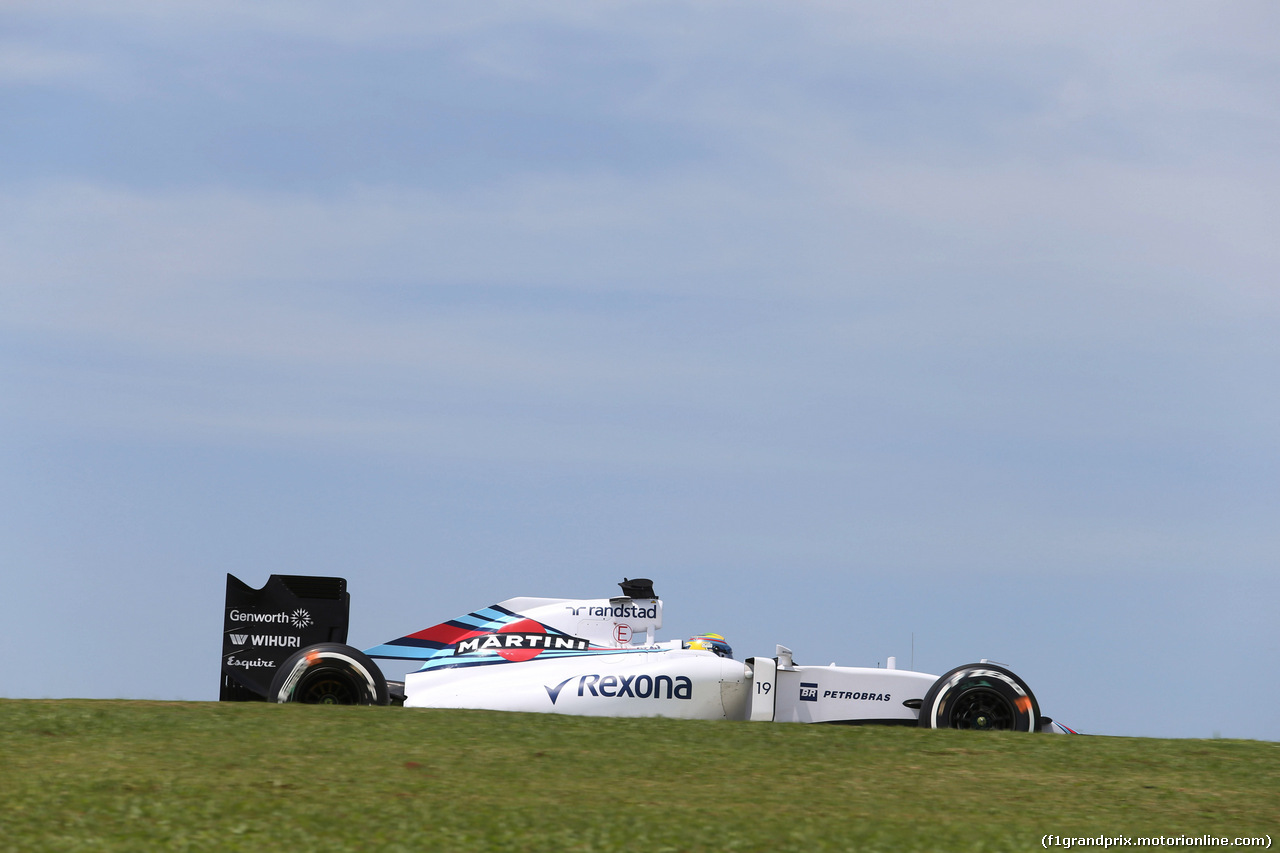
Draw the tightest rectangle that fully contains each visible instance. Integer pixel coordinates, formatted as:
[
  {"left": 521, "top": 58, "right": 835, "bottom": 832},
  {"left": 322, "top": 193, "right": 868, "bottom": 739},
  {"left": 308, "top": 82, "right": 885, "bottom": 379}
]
[
  {"left": 825, "top": 690, "right": 891, "bottom": 701},
  {"left": 544, "top": 673, "right": 693, "bottom": 704},
  {"left": 455, "top": 632, "right": 591, "bottom": 655},
  {"left": 564, "top": 604, "right": 659, "bottom": 619}
]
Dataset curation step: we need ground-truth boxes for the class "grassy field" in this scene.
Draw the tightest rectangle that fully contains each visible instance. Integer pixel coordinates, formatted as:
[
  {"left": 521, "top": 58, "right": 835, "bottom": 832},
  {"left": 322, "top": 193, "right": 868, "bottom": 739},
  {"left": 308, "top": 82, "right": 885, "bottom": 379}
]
[{"left": 1, "top": 699, "right": 1276, "bottom": 852}]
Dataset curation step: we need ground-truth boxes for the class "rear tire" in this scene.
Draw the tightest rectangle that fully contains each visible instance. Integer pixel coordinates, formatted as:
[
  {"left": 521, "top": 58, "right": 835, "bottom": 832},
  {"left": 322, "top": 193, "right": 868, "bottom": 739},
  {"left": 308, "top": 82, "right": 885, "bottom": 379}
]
[
  {"left": 269, "top": 643, "right": 389, "bottom": 706},
  {"left": 918, "top": 663, "right": 1040, "bottom": 732}
]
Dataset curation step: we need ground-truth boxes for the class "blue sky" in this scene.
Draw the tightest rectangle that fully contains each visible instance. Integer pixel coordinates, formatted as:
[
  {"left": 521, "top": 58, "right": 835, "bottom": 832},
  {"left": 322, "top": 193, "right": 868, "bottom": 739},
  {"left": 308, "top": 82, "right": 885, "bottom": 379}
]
[{"left": 2, "top": 1, "right": 1277, "bottom": 740}]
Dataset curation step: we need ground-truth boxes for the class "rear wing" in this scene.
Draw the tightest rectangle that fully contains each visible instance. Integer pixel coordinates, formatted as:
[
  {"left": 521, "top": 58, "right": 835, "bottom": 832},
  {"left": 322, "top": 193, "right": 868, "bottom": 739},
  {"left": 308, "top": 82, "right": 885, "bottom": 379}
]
[{"left": 220, "top": 573, "right": 351, "bottom": 701}]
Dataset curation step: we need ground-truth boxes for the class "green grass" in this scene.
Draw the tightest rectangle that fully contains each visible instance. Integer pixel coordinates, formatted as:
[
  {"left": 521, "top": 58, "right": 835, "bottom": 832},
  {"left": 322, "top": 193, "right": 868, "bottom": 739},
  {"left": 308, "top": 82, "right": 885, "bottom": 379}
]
[{"left": 1, "top": 700, "right": 1276, "bottom": 852}]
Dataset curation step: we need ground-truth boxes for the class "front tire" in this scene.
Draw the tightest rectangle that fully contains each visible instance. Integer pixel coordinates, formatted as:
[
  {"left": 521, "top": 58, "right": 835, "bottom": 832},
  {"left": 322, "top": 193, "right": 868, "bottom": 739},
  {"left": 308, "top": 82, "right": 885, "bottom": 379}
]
[
  {"left": 918, "top": 663, "right": 1040, "bottom": 732},
  {"left": 269, "top": 643, "right": 389, "bottom": 706}
]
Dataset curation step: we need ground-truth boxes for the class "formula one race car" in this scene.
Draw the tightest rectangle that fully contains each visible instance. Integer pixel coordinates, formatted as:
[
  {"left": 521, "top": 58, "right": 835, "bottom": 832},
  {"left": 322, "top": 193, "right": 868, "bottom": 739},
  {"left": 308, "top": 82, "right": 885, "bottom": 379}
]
[{"left": 220, "top": 575, "right": 1075, "bottom": 733}]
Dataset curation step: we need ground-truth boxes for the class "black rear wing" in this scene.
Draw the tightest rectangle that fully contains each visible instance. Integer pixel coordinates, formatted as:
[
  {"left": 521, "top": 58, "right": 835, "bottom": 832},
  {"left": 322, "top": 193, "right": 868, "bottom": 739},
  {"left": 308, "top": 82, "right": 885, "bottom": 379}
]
[{"left": 220, "top": 573, "right": 351, "bottom": 701}]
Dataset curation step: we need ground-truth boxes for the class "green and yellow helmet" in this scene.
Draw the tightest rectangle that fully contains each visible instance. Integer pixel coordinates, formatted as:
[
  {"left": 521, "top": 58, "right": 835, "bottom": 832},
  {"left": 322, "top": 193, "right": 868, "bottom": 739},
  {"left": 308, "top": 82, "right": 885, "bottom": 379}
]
[{"left": 685, "top": 633, "right": 733, "bottom": 659}]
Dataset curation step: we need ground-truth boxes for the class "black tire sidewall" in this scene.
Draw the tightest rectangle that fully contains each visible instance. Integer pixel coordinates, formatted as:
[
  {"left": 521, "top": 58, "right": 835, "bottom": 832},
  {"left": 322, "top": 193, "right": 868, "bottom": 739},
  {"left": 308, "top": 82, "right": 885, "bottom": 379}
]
[
  {"left": 269, "top": 643, "right": 389, "bottom": 706},
  {"left": 918, "top": 663, "right": 1040, "bottom": 732}
]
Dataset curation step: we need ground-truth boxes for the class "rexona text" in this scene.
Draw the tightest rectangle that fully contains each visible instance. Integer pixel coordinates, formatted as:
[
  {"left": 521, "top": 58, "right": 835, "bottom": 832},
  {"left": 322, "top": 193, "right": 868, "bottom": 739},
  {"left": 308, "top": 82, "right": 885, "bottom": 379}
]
[
  {"left": 564, "top": 605, "right": 659, "bottom": 619},
  {"left": 544, "top": 674, "right": 693, "bottom": 704},
  {"left": 454, "top": 633, "right": 591, "bottom": 655}
]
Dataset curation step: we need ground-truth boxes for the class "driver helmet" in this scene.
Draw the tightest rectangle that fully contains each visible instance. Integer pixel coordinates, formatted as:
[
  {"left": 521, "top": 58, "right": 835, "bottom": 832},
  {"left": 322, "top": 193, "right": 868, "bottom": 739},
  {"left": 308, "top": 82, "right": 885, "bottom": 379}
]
[{"left": 685, "top": 633, "right": 733, "bottom": 659}]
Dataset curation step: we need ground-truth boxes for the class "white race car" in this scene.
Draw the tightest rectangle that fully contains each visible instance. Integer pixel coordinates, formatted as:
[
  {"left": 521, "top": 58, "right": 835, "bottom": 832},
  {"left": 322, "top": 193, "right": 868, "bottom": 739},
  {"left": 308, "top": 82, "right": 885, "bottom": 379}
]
[{"left": 223, "top": 576, "right": 1073, "bottom": 733}]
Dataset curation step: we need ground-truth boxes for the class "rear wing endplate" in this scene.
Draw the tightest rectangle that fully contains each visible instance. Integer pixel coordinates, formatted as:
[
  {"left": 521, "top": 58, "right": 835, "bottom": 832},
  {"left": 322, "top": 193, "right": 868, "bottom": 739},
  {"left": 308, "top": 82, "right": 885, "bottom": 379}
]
[{"left": 220, "top": 573, "right": 351, "bottom": 701}]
